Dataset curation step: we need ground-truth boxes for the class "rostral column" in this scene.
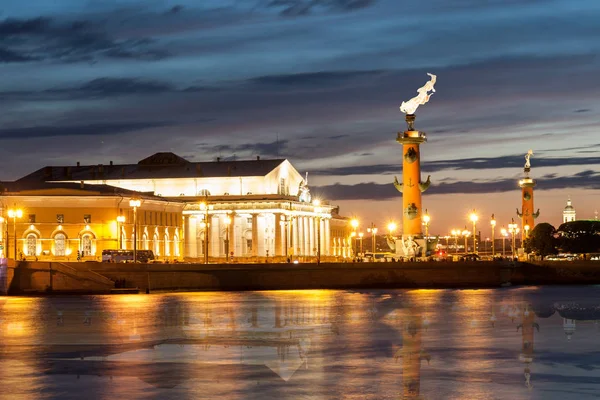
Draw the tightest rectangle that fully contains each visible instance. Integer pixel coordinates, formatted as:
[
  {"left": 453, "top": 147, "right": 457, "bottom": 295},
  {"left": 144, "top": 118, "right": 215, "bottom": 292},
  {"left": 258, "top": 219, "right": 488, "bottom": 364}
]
[
  {"left": 394, "top": 73, "right": 436, "bottom": 254},
  {"left": 517, "top": 149, "right": 539, "bottom": 241}
]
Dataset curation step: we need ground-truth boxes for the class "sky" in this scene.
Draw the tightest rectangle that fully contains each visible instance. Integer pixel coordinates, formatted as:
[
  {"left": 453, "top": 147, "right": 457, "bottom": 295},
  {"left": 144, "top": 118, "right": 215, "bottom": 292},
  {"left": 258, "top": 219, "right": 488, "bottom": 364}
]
[{"left": 1, "top": 0, "right": 600, "bottom": 237}]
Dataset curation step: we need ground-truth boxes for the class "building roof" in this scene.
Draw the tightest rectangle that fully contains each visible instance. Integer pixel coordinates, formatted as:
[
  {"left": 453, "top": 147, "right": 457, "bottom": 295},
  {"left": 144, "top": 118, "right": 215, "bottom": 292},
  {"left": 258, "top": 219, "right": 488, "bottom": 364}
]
[
  {"left": 16, "top": 153, "right": 287, "bottom": 183},
  {"left": 564, "top": 198, "right": 575, "bottom": 211},
  {"left": 0, "top": 180, "right": 173, "bottom": 201}
]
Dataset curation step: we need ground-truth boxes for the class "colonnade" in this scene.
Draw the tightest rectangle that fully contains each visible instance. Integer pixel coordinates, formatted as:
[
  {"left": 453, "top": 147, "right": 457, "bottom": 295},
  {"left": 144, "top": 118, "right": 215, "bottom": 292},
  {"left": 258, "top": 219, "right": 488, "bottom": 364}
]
[{"left": 184, "top": 212, "right": 331, "bottom": 259}]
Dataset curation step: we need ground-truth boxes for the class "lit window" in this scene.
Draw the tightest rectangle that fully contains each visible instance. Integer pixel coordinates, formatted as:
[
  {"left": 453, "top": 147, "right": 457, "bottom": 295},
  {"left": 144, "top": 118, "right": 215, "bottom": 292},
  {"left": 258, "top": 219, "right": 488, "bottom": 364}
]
[
  {"left": 26, "top": 234, "right": 37, "bottom": 256},
  {"left": 54, "top": 233, "right": 66, "bottom": 256},
  {"left": 82, "top": 235, "right": 93, "bottom": 256}
]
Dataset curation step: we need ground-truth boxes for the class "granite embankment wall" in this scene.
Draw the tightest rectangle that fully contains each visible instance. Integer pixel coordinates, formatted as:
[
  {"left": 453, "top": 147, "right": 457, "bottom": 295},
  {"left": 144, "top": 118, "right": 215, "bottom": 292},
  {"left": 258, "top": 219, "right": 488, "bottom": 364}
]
[
  {"left": 4, "top": 260, "right": 600, "bottom": 294},
  {"left": 0, "top": 259, "right": 16, "bottom": 295}
]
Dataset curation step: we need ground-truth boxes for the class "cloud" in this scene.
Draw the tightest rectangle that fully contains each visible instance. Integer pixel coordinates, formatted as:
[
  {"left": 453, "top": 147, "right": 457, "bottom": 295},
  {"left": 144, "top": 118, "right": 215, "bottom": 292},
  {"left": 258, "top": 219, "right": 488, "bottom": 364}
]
[
  {"left": 0, "top": 121, "right": 173, "bottom": 140},
  {"left": 0, "top": 16, "right": 170, "bottom": 64},
  {"left": 314, "top": 170, "right": 600, "bottom": 200},
  {"left": 312, "top": 154, "right": 600, "bottom": 176},
  {"left": 265, "top": 0, "right": 377, "bottom": 16},
  {"left": 248, "top": 70, "right": 386, "bottom": 88},
  {"left": 201, "top": 139, "right": 289, "bottom": 158}
]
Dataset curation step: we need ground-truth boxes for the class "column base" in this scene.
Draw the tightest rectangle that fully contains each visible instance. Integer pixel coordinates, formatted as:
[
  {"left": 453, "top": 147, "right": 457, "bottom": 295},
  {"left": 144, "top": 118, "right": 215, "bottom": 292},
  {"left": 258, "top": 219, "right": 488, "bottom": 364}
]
[{"left": 393, "top": 236, "right": 437, "bottom": 259}]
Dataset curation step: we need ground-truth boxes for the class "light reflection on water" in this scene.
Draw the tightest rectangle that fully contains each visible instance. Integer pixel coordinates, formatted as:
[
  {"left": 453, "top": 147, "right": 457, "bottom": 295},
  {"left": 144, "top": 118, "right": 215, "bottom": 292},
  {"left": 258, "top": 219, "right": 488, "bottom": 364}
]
[{"left": 1, "top": 287, "right": 600, "bottom": 399}]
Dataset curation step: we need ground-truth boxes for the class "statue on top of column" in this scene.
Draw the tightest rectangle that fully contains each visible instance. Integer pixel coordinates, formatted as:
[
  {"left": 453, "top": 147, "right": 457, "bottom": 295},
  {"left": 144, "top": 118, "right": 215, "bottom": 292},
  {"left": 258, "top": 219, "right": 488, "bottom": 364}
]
[
  {"left": 524, "top": 149, "right": 533, "bottom": 169},
  {"left": 400, "top": 73, "right": 437, "bottom": 115}
]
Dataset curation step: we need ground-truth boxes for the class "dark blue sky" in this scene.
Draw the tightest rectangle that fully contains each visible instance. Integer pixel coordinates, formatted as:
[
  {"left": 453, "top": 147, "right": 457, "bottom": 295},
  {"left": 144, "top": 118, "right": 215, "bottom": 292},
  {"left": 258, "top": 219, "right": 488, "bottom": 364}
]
[{"left": 1, "top": 0, "right": 599, "bottom": 232}]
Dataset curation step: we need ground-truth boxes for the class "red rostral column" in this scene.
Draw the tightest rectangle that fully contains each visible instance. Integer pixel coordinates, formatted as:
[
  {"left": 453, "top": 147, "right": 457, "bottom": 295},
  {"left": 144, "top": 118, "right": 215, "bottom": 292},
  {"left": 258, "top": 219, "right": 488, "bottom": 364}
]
[
  {"left": 394, "top": 73, "right": 436, "bottom": 257},
  {"left": 517, "top": 150, "right": 539, "bottom": 241}
]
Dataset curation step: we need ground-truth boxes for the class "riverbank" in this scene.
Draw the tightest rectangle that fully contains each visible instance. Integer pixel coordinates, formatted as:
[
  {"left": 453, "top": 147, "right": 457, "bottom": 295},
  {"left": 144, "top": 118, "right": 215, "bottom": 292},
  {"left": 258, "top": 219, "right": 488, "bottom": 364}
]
[{"left": 2, "top": 259, "right": 600, "bottom": 295}]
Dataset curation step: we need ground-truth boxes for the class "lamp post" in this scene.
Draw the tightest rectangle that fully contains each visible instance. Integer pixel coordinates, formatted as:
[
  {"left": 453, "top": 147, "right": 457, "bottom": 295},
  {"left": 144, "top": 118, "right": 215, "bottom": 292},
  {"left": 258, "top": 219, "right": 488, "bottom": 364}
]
[
  {"left": 367, "top": 223, "right": 378, "bottom": 254},
  {"left": 0, "top": 216, "right": 5, "bottom": 258},
  {"left": 490, "top": 215, "right": 496, "bottom": 257},
  {"left": 350, "top": 219, "right": 359, "bottom": 256},
  {"left": 358, "top": 232, "right": 364, "bottom": 255},
  {"left": 508, "top": 219, "right": 520, "bottom": 260},
  {"left": 117, "top": 215, "right": 126, "bottom": 250},
  {"left": 129, "top": 199, "right": 141, "bottom": 263},
  {"left": 451, "top": 229, "right": 459, "bottom": 254},
  {"left": 224, "top": 215, "right": 232, "bottom": 262},
  {"left": 8, "top": 208, "right": 23, "bottom": 260},
  {"left": 462, "top": 229, "right": 470, "bottom": 253},
  {"left": 469, "top": 210, "right": 478, "bottom": 254},
  {"left": 422, "top": 209, "right": 430, "bottom": 257},
  {"left": 501, "top": 227, "right": 507, "bottom": 257},
  {"left": 200, "top": 202, "right": 210, "bottom": 264}
]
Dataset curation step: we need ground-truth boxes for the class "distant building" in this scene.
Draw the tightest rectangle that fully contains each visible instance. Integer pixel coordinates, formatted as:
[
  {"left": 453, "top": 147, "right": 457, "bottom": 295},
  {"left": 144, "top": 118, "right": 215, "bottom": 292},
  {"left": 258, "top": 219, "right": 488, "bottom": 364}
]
[{"left": 563, "top": 198, "right": 576, "bottom": 223}]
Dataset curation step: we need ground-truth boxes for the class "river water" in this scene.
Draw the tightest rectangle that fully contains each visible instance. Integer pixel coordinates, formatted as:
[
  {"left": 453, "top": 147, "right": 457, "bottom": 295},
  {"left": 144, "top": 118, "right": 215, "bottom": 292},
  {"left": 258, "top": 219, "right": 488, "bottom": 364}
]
[{"left": 1, "top": 287, "right": 600, "bottom": 399}]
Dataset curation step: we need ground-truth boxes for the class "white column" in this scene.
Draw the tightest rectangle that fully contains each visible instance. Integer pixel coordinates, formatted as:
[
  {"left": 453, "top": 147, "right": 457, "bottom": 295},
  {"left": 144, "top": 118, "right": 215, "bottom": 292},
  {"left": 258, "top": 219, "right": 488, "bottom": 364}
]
[
  {"left": 210, "top": 215, "right": 219, "bottom": 257},
  {"left": 252, "top": 214, "right": 258, "bottom": 257},
  {"left": 308, "top": 217, "right": 315, "bottom": 256},
  {"left": 324, "top": 218, "right": 331, "bottom": 256},
  {"left": 292, "top": 216, "right": 299, "bottom": 257},
  {"left": 298, "top": 217, "right": 304, "bottom": 256},
  {"left": 274, "top": 213, "right": 283, "bottom": 256}
]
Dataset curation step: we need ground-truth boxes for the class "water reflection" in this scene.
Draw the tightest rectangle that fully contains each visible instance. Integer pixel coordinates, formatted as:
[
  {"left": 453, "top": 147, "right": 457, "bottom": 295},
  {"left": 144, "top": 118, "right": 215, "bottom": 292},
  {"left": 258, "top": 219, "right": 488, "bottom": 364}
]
[{"left": 1, "top": 288, "right": 600, "bottom": 399}]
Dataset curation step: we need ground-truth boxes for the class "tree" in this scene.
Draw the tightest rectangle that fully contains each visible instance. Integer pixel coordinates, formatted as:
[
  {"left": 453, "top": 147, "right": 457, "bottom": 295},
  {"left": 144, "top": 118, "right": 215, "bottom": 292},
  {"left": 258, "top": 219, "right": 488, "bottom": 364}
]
[
  {"left": 557, "top": 220, "right": 600, "bottom": 254},
  {"left": 525, "top": 222, "right": 558, "bottom": 258}
]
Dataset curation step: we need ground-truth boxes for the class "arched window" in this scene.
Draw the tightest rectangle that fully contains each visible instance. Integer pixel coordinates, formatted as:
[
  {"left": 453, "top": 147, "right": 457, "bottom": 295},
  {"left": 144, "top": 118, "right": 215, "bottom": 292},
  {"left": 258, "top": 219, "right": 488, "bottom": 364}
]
[
  {"left": 164, "top": 233, "right": 170, "bottom": 256},
  {"left": 174, "top": 234, "right": 180, "bottom": 257},
  {"left": 197, "top": 230, "right": 206, "bottom": 255},
  {"left": 153, "top": 233, "right": 160, "bottom": 256},
  {"left": 143, "top": 233, "right": 149, "bottom": 250},
  {"left": 81, "top": 234, "right": 93, "bottom": 256},
  {"left": 54, "top": 233, "right": 66, "bottom": 256},
  {"left": 26, "top": 234, "right": 37, "bottom": 256}
]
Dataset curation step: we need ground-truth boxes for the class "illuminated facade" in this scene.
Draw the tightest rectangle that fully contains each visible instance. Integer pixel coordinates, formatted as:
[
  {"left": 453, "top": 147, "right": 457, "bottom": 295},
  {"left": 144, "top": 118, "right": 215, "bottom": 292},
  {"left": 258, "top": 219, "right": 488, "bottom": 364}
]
[
  {"left": 0, "top": 183, "right": 183, "bottom": 260},
  {"left": 2, "top": 152, "right": 341, "bottom": 261},
  {"left": 562, "top": 198, "right": 576, "bottom": 223}
]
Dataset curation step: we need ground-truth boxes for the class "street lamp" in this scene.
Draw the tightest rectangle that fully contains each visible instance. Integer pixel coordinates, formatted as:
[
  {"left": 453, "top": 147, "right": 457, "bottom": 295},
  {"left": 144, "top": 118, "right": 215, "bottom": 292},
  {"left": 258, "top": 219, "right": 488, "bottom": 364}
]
[
  {"left": 129, "top": 199, "right": 141, "bottom": 263},
  {"left": 387, "top": 222, "right": 397, "bottom": 237},
  {"left": 200, "top": 202, "right": 210, "bottom": 264},
  {"left": 358, "top": 232, "right": 364, "bottom": 255},
  {"left": 451, "top": 229, "right": 460, "bottom": 254},
  {"left": 508, "top": 219, "right": 520, "bottom": 260},
  {"left": 7, "top": 208, "right": 23, "bottom": 260},
  {"left": 469, "top": 210, "right": 478, "bottom": 254},
  {"left": 313, "top": 200, "right": 322, "bottom": 264},
  {"left": 224, "top": 214, "right": 232, "bottom": 262},
  {"left": 500, "top": 227, "right": 508, "bottom": 258},
  {"left": 524, "top": 224, "right": 530, "bottom": 240},
  {"left": 490, "top": 215, "right": 496, "bottom": 257},
  {"left": 367, "top": 223, "right": 378, "bottom": 254},
  {"left": 422, "top": 210, "right": 430, "bottom": 257},
  {"left": 117, "top": 215, "right": 126, "bottom": 250},
  {"left": 350, "top": 218, "right": 359, "bottom": 256},
  {"left": 462, "top": 229, "right": 470, "bottom": 253},
  {"left": 0, "top": 216, "right": 4, "bottom": 258}
]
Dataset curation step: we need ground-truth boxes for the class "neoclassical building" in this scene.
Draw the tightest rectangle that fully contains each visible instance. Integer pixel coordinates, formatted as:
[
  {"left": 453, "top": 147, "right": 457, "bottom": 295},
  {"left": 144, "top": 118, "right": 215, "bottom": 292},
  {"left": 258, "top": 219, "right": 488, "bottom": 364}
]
[
  {"left": 1, "top": 153, "right": 351, "bottom": 262},
  {"left": 0, "top": 181, "right": 184, "bottom": 261}
]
